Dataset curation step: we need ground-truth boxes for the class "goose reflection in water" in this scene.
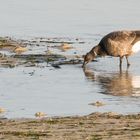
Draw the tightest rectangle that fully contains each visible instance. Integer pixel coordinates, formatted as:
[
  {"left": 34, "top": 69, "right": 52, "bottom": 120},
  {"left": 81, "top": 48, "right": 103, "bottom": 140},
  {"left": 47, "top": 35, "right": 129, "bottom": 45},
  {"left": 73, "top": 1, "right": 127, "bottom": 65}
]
[{"left": 83, "top": 67, "right": 140, "bottom": 97}]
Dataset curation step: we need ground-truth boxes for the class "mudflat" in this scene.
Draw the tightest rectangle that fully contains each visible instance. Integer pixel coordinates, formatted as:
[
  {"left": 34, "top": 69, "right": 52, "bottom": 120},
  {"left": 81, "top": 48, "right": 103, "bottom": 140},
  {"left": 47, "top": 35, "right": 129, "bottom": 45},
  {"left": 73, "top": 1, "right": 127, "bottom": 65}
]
[{"left": 0, "top": 113, "right": 140, "bottom": 140}]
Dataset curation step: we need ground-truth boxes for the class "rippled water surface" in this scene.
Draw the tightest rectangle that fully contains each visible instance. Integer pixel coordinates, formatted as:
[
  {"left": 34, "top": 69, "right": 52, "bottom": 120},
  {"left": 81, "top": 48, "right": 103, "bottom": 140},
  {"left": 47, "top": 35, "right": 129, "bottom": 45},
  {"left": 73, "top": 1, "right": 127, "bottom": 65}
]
[{"left": 0, "top": 0, "right": 140, "bottom": 118}]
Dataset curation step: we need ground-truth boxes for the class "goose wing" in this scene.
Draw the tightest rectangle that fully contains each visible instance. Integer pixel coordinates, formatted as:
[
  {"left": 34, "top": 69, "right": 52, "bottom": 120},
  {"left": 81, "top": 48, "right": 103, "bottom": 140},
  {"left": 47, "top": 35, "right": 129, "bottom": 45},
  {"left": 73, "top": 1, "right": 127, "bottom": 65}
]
[
  {"left": 109, "top": 31, "right": 136, "bottom": 43},
  {"left": 103, "top": 31, "right": 136, "bottom": 56}
]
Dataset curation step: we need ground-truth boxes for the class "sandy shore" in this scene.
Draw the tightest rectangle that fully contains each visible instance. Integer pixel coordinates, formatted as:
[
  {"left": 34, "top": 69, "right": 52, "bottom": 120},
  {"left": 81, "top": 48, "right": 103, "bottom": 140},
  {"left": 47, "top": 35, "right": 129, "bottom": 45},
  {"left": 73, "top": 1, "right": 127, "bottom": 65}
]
[{"left": 0, "top": 113, "right": 140, "bottom": 140}]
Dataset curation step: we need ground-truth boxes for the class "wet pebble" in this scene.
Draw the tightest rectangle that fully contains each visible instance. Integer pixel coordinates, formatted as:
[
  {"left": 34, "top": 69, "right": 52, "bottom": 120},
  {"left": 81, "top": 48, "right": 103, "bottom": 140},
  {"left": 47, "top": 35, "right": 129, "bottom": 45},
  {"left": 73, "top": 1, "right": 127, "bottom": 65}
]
[
  {"left": 89, "top": 101, "right": 106, "bottom": 107},
  {"left": 45, "top": 49, "right": 53, "bottom": 55},
  {"left": 51, "top": 64, "right": 61, "bottom": 69},
  {"left": 0, "top": 108, "right": 6, "bottom": 113},
  {"left": 24, "top": 62, "right": 36, "bottom": 67},
  {"left": 104, "top": 112, "right": 119, "bottom": 117},
  {"left": 13, "top": 46, "right": 28, "bottom": 54},
  {"left": 59, "top": 43, "right": 73, "bottom": 51},
  {"left": 35, "top": 112, "right": 46, "bottom": 118},
  {"left": 29, "top": 70, "right": 35, "bottom": 76}
]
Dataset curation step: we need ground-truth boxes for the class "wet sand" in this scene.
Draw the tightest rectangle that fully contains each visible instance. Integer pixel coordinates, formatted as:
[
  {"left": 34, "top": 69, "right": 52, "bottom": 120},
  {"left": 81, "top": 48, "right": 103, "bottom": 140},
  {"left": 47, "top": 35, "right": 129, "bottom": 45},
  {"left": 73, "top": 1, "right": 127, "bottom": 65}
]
[{"left": 0, "top": 113, "right": 140, "bottom": 140}]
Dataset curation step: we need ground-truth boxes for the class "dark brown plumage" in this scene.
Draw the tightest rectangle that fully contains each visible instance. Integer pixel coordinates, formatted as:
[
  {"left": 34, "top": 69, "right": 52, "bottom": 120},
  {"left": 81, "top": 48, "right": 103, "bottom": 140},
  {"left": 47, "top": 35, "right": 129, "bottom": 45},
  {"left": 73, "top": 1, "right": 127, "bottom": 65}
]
[{"left": 83, "top": 31, "right": 140, "bottom": 68}]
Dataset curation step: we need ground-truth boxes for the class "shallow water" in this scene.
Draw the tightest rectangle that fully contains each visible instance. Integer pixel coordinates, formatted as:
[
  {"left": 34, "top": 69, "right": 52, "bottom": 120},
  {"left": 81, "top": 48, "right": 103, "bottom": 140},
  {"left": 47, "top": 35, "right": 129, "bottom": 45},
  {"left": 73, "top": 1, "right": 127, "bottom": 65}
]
[
  {"left": 0, "top": 0, "right": 140, "bottom": 38},
  {"left": 0, "top": 0, "right": 140, "bottom": 118},
  {"left": 0, "top": 58, "right": 140, "bottom": 118}
]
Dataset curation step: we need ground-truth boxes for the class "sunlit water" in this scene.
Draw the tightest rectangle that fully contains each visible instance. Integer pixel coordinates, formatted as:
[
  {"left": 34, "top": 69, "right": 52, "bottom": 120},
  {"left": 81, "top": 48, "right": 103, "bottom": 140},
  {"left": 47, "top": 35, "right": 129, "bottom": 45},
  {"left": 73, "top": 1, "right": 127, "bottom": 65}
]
[{"left": 0, "top": 0, "right": 140, "bottom": 118}]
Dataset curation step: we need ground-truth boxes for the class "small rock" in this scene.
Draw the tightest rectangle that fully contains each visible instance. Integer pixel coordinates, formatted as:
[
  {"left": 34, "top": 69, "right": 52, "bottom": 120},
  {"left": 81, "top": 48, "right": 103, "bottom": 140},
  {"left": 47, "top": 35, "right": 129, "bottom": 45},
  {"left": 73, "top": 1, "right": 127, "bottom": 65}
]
[
  {"left": 29, "top": 70, "right": 35, "bottom": 76},
  {"left": 13, "top": 46, "right": 28, "bottom": 54},
  {"left": 59, "top": 43, "right": 73, "bottom": 51},
  {"left": 25, "top": 62, "right": 36, "bottom": 67},
  {"left": 45, "top": 49, "right": 53, "bottom": 55},
  {"left": 75, "top": 55, "right": 82, "bottom": 58},
  {"left": 104, "top": 112, "right": 119, "bottom": 117},
  {"left": 51, "top": 64, "right": 61, "bottom": 69},
  {"left": 35, "top": 112, "right": 46, "bottom": 118},
  {"left": 0, "top": 108, "right": 5, "bottom": 113},
  {"left": 89, "top": 101, "right": 106, "bottom": 107}
]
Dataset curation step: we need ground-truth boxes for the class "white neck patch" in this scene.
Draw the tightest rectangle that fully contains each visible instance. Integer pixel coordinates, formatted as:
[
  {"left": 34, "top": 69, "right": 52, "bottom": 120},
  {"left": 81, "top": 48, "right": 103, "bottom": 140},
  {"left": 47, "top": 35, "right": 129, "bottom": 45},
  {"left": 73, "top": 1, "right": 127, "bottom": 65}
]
[
  {"left": 132, "top": 41, "right": 140, "bottom": 53},
  {"left": 94, "top": 51, "right": 97, "bottom": 56}
]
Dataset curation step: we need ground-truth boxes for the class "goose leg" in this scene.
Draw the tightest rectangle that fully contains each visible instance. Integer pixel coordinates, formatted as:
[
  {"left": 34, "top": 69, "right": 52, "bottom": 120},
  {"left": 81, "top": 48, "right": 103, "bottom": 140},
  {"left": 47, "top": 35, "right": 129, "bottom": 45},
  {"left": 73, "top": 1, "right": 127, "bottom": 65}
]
[
  {"left": 82, "top": 61, "right": 88, "bottom": 68},
  {"left": 125, "top": 56, "right": 130, "bottom": 67},
  {"left": 119, "top": 56, "right": 123, "bottom": 67}
]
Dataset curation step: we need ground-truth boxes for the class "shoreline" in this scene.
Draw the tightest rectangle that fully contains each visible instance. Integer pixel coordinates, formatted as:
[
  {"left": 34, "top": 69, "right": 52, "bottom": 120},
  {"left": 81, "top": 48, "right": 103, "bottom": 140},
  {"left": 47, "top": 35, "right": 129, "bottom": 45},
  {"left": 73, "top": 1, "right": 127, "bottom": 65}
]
[{"left": 0, "top": 112, "right": 140, "bottom": 140}]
